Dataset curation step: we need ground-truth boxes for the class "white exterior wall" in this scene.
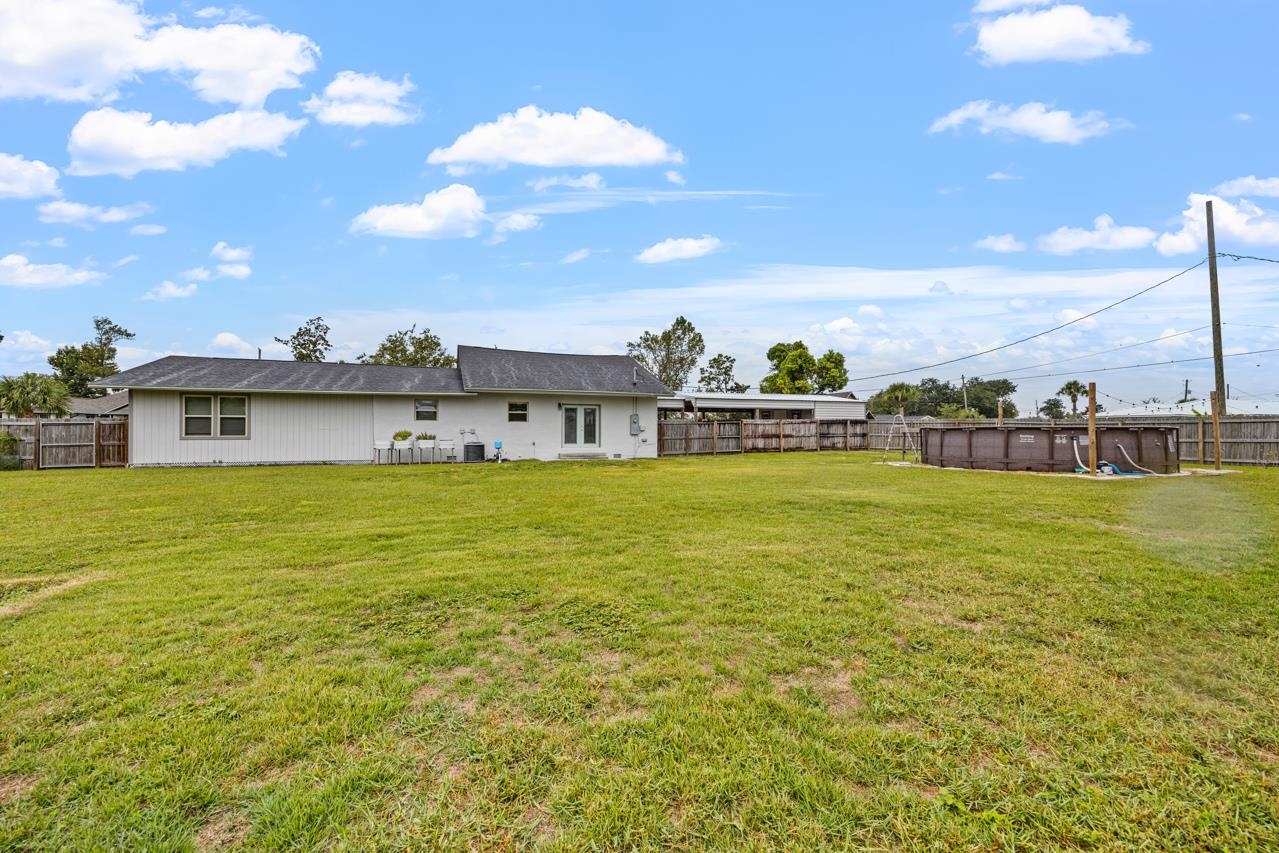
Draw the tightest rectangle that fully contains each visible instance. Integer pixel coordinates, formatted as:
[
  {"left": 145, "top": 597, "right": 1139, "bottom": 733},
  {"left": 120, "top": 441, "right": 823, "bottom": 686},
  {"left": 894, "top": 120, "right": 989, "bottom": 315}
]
[
  {"left": 812, "top": 399, "right": 868, "bottom": 420},
  {"left": 129, "top": 389, "right": 657, "bottom": 466}
]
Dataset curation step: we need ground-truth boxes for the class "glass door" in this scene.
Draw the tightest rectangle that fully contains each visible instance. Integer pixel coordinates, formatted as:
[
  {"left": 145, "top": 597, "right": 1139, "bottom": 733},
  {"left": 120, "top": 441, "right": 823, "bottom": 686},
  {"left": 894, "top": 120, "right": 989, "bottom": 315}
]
[{"left": 562, "top": 405, "right": 601, "bottom": 446}]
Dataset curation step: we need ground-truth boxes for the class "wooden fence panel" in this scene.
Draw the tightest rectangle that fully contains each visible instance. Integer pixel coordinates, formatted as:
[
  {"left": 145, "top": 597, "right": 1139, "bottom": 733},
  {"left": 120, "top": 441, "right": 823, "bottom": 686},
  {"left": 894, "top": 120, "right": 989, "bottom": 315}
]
[
  {"left": 659, "top": 419, "right": 862, "bottom": 456},
  {"left": 0, "top": 418, "right": 129, "bottom": 469}
]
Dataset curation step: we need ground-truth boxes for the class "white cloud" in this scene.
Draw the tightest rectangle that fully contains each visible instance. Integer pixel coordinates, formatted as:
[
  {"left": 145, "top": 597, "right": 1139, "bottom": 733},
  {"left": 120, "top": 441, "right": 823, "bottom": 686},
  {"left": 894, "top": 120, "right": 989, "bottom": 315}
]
[
  {"left": 0, "top": 330, "right": 53, "bottom": 354},
  {"left": 143, "top": 280, "right": 197, "bottom": 301},
  {"left": 975, "top": 233, "right": 1027, "bottom": 253},
  {"left": 46, "top": 238, "right": 67, "bottom": 248},
  {"left": 427, "top": 105, "right": 683, "bottom": 170},
  {"left": 211, "top": 241, "right": 252, "bottom": 262},
  {"left": 561, "top": 248, "right": 591, "bottom": 264},
  {"left": 193, "top": 7, "right": 260, "bottom": 24},
  {"left": 0, "top": 2, "right": 317, "bottom": 107},
  {"left": 986, "top": 171, "right": 1021, "bottom": 181},
  {"left": 0, "top": 153, "right": 61, "bottom": 199},
  {"left": 37, "top": 199, "right": 151, "bottom": 226},
  {"left": 1213, "top": 176, "right": 1279, "bottom": 198},
  {"left": 130, "top": 223, "right": 167, "bottom": 236},
  {"left": 67, "top": 108, "right": 307, "bottom": 177},
  {"left": 494, "top": 213, "right": 541, "bottom": 234},
  {"left": 929, "top": 100, "right": 1116, "bottom": 144},
  {"left": 302, "top": 71, "right": 418, "bottom": 127},
  {"left": 183, "top": 266, "right": 212, "bottom": 280},
  {"left": 1055, "top": 307, "right": 1099, "bottom": 330},
  {"left": 113, "top": 254, "right": 141, "bottom": 267},
  {"left": 216, "top": 263, "right": 252, "bottom": 279},
  {"left": 527, "top": 172, "right": 605, "bottom": 192},
  {"left": 1036, "top": 214, "right": 1156, "bottom": 254},
  {"left": 665, "top": 170, "right": 686, "bottom": 186},
  {"left": 857, "top": 304, "right": 885, "bottom": 318},
  {"left": 1234, "top": 113, "right": 1253, "bottom": 122},
  {"left": 349, "top": 183, "right": 487, "bottom": 239},
  {"left": 210, "top": 331, "right": 256, "bottom": 355},
  {"left": 974, "top": 4, "right": 1150, "bottom": 65},
  {"left": 1155, "top": 194, "right": 1279, "bottom": 255},
  {"left": 635, "top": 235, "right": 722, "bottom": 264},
  {"left": 0, "top": 254, "right": 106, "bottom": 288}
]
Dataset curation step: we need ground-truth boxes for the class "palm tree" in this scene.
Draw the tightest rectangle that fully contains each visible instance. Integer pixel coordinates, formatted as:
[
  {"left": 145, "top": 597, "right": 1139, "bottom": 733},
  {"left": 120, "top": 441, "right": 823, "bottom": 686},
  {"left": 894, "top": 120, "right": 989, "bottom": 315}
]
[
  {"left": 1058, "top": 379, "right": 1088, "bottom": 418},
  {"left": 0, "top": 373, "right": 72, "bottom": 418},
  {"left": 881, "top": 381, "right": 921, "bottom": 418}
]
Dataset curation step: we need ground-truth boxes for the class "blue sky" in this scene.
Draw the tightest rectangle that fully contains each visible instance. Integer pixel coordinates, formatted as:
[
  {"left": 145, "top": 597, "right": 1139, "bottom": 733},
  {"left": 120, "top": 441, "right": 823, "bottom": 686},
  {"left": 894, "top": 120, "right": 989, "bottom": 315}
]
[{"left": 2, "top": 0, "right": 1277, "bottom": 413}]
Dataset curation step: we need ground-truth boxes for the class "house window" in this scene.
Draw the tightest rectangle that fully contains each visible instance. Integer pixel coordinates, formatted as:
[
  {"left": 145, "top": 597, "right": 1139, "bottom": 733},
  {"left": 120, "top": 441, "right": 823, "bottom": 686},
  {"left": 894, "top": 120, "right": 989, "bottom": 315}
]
[
  {"left": 414, "top": 399, "right": 438, "bottom": 421},
  {"left": 508, "top": 402, "right": 529, "bottom": 422},
  {"left": 182, "top": 395, "right": 249, "bottom": 438},
  {"left": 562, "top": 405, "right": 600, "bottom": 446}
]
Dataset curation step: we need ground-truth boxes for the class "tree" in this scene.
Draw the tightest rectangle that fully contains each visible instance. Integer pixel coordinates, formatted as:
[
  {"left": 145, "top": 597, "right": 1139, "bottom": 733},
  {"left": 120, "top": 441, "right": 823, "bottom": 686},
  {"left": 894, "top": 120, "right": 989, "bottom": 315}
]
[
  {"left": 698, "top": 353, "right": 748, "bottom": 393},
  {"left": 627, "top": 316, "right": 705, "bottom": 391},
  {"left": 759, "top": 342, "right": 848, "bottom": 394},
  {"left": 0, "top": 373, "right": 71, "bottom": 417},
  {"left": 876, "top": 382, "right": 921, "bottom": 417},
  {"left": 1038, "top": 398, "right": 1067, "bottom": 419},
  {"left": 938, "top": 403, "right": 980, "bottom": 419},
  {"left": 358, "top": 325, "right": 455, "bottom": 367},
  {"left": 47, "top": 316, "right": 136, "bottom": 397},
  {"left": 962, "top": 377, "right": 1018, "bottom": 419},
  {"left": 275, "top": 317, "right": 332, "bottom": 362},
  {"left": 1058, "top": 380, "right": 1088, "bottom": 418}
]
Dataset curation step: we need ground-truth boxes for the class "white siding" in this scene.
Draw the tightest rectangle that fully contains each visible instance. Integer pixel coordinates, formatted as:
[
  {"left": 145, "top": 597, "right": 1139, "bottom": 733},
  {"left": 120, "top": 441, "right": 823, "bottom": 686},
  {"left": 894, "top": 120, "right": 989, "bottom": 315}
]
[
  {"left": 130, "top": 390, "right": 657, "bottom": 466},
  {"left": 812, "top": 399, "right": 868, "bottom": 421}
]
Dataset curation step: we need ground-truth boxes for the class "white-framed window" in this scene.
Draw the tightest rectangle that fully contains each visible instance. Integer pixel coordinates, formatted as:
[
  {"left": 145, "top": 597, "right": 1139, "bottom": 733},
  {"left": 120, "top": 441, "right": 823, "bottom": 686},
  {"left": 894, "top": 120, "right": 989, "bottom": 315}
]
[
  {"left": 508, "top": 402, "right": 529, "bottom": 422},
  {"left": 183, "top": 395, "right": 249, "bottom": 438},
  {"left": 562, "top": 404, "right": 600, "bottom": 447},
  {"left": 414, "top": 399, "right": 439, "bottom": 421}
]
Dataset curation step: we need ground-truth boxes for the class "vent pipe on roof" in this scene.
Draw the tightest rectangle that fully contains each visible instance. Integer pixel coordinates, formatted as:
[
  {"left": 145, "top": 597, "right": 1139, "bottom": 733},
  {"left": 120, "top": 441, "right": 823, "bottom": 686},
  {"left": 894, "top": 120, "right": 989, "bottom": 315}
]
[{"left": 257, "top": 348, "right": 262, "bottom": 360}]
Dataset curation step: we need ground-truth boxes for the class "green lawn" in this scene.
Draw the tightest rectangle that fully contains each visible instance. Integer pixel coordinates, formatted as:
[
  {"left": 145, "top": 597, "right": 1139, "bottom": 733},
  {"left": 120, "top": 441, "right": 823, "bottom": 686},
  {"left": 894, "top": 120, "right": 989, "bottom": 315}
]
[{"left": 1, "top": 454, "right": 1277, "bottom": 851}]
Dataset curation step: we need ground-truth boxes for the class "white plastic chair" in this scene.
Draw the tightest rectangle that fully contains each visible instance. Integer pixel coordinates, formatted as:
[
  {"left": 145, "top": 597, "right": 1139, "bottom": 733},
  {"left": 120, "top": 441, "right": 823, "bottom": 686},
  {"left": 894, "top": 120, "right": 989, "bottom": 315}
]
[
  {"left": 437, "top": 439, "right": 457, "bottom": 462},
  {"left": 373, "top": 440, "right": 391, "bottom": 464}
]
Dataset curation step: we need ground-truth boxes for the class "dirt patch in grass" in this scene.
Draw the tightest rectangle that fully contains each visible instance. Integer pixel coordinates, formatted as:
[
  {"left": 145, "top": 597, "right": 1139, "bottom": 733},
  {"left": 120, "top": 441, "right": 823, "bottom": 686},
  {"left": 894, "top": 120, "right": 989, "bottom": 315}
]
[
  {"left": 772, "top": 659, "right": 862, "bottom": 714},
  {"left": 195, "top": 810, "right": 249, "bottom": 851},
  {"left": 0, "top": 775, "right": 35, "bottom": 804},
  {"left": 0, "top": 573, "right": 105, "bottom": 618}
]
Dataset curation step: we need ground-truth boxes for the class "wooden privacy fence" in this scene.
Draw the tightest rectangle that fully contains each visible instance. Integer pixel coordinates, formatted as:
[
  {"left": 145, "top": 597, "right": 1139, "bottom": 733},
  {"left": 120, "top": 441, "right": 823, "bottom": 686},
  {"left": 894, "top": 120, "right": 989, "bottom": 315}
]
[
  {"left": 886, "top": 416, "right": 1279, "bottom": 466},
  {"left": 0, "top": 418, "right": 128, "bottom": 470},
  {"left": 658, "top": 419, "right": 866, "bottom": 457}
]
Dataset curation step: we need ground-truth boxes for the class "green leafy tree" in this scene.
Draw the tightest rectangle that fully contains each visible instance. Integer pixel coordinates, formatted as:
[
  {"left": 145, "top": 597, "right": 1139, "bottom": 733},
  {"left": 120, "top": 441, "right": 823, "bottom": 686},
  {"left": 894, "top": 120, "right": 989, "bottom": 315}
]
[
  {"left": 759, "top": 342, "right": 848, "bottom": 394},
  {"left": 275, "top": 317, "right": 332, "bottom": 362},
  {"left": 962, "top": 377, "right": 1019, "bottom": 419},
  {"left": 1038, "top": 397, "right": 1067, "bottom": 419},
  {"left": 698, "top": 353, "right": 748, "bottom": 393},
  {"left": 358, "top": 325, "right": 455, "bottom": 367},
  {"left": 760, "top": 342, "right": 817, "bottom": 394},
  {"left": 0, "top": 373, "right": 71, "bottom": 417},
  {"left": 627, "top": 316, "right": 705, "bottom": 391},
  {"left": 938, "top": 403, "right": 981, "bottom": 419},
  {"left": 47, "top": 317, "right": 136, "bottom": 397},
  {"left": 870, "top": 381, "right": 921, "bottom": 417},
  {"left": 1058, "top": 379, "right": 1088, "bottom": 418}
]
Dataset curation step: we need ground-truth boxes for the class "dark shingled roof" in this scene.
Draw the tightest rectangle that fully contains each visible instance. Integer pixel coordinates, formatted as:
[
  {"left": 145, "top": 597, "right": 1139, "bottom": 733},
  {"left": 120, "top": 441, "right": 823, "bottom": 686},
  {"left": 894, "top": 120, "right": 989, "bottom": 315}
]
[
  {"left": 94, "top": 355, "right": 466, "bottom": 395},
  {"left": 69, "top": 392, "right": 130, "bottom": 416},
  {"left": 457, "top": 346, "right": 669, "bottom": 395}
]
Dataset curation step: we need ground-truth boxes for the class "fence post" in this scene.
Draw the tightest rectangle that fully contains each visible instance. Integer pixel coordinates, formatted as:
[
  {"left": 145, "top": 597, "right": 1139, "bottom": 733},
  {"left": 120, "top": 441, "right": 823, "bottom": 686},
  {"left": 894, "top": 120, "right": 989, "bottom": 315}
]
[
  {"left": 32, "top": 417, "right": 41, "bottom": 471},
  {"left": 711, "top": 419, "right": 718, "bottom": 455},
  {"left": 778, "top": 421, "right": 784, "bottom": 453},
  {"left": 94, "top": 420, "right": 102, "bottom": 468},
  {"left": 1198, "top": 418, "right": 1205, "bottom": 463}
]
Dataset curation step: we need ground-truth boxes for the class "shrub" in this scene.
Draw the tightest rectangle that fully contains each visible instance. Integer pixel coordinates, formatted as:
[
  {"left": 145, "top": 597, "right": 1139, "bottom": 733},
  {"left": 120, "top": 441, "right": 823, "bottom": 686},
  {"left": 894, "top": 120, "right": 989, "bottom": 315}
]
[
  {"left": 415, "top": 432, "right": 435, "bottom": 441},
  {"left": 392, "top": 430, "right": 412, "bottom": 442},
  {"left": 0, "top": 429, "right": 19, "bottom": 471}
]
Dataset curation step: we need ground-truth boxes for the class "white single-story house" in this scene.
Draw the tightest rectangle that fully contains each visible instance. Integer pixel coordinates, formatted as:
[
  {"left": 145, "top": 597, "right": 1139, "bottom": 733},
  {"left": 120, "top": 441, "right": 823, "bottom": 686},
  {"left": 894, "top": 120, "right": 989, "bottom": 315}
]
[
  {"left": 659, "top": 391, "right": 868, "bottom": 421},
  {"left": 93, "top": 346, "right": 669, "bottom": 467}
]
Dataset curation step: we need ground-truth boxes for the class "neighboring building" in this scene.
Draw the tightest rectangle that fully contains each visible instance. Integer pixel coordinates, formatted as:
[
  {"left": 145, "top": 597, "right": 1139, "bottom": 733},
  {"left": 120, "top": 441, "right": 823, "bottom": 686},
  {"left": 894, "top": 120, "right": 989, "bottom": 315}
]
[
  {"left": 658, "top": 391, "right": 868, "bottom": 421},
  {"left": 68, "top": 392, "right": 130, "bottom": 419},
  {"left": 92, "top": 346, "right": 668, "bottom": 467}
]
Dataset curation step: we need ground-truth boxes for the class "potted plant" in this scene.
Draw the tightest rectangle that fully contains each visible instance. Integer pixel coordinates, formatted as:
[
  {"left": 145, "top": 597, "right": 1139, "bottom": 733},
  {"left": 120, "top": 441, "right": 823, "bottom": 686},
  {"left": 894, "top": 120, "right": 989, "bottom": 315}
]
[
  {"left": 392, "top": 430, "right": 414, "bottom": 462},
  {"left": 414, "top": 432, "right": 436, "bottom": 463}
]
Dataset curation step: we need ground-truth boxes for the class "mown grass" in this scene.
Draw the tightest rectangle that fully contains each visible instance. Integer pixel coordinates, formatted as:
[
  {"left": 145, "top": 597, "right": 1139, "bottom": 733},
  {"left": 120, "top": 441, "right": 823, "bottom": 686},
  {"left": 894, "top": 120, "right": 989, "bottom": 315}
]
[{"left": 1, "top": 453, "right": 1277, "bottom": 851}]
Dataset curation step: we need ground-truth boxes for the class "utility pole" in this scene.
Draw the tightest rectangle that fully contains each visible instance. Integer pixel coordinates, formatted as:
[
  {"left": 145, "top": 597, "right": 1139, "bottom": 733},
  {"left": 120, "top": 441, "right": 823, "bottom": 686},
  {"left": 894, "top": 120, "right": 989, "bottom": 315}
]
[
  {"left": 961, "top": 374, "right": 968, "bottom": 410},
  {"left": 1206, "top": 200, "right": 1227, "bottom": 415},
  {"left": 1087, "top": 382, "right": 1098, "bottom": 475}
]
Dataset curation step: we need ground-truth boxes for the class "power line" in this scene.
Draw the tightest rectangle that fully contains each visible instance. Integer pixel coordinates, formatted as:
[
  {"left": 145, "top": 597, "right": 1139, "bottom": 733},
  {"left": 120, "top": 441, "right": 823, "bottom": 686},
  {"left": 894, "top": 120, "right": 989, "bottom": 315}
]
[
  {"left": 984, "top": 325, "right": 1210, "bottom": 379},
  {"left": 1226, "top": 322, "right": 1279, "bottom": 331},
  {"left": 983, "top": 345, "right": 1279, "bottom": 383},
  {"left": 847, "top": 258, "right": 1209, "bottom": 382},
  {"left": 1218, "top": 252, "right": 1279, "bottom": 264}
]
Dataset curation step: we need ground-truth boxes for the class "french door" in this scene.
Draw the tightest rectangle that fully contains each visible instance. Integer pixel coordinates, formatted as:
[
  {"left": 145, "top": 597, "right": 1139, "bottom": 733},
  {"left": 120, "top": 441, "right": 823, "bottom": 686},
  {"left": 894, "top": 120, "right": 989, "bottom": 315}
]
[{"left": 562, "top": 405, "right": 600, "bottom": 447}]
